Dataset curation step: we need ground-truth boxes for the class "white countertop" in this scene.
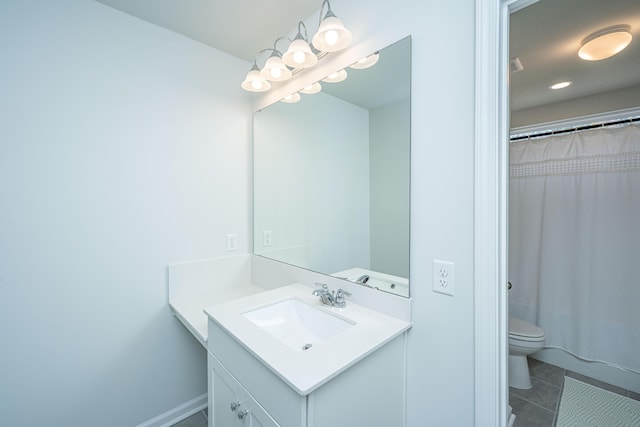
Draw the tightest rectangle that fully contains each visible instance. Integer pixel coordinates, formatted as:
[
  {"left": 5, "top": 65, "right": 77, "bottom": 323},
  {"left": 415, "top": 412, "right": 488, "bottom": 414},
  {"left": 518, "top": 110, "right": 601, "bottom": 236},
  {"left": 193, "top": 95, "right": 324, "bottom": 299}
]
[
  {"left": 204, "top": 283, "right": 412, "bottom": 395},
  {"left": 170, "top": 284, "right": 264, "bottom": 346}
]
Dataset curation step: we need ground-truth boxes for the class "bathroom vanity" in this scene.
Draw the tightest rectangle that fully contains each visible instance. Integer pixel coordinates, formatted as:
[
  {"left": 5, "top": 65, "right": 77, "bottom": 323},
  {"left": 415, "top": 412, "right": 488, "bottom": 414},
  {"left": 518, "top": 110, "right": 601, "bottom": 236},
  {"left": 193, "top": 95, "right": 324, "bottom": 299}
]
[{"left": 205, "top": 283, "right": 410, "bottom": 427}]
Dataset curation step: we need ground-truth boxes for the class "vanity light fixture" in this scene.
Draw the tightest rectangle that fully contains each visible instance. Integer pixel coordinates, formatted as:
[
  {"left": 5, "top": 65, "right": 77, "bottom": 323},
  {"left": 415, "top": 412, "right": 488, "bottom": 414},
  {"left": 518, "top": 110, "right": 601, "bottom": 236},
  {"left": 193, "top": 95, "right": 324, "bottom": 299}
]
[
  {"left": 350, "top": 53, "right": 379, "bottom": 70},
  {"left": 241, "top": 0, "right": 352, "bottom": 93},
  {"left": 300, "top": 82, "right": 322, "bottom": 94},
  {"left": 241, "top": 62, "right": 272, "bottom": 92},
  {"left": 578, "top": 25, "right": 632, "bottom": 61},
  {"left": 260, "top": 38, "right": 293, "bottom": 81},
  {"left": 282, "top": 22, "right": 318, "bottom": 69},
  {"left": 549, "top": 81, "right": 572, "bottom": 90},
  {"left": 322, "top": 69, "right": 348, "bottom": 83},
  {"left": 281, "top": 93, "right": 301, "bottom": 103},
  {"left": 312, "top": 0, "right": 352, "bottom": 52}
]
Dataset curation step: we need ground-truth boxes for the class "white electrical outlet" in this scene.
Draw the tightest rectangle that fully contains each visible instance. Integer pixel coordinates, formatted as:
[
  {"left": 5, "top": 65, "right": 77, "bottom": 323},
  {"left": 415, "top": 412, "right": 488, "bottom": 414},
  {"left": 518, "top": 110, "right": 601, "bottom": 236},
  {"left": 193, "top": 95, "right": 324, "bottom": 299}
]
[
  {"left": 263, "top": 230, "right": 273, "bottom": 247},
  {"left": 433, "top": 259, "right": 455, "bottom": 296},
  {"left": 226, "top": 234, "right": 238, "bottom": 252}
]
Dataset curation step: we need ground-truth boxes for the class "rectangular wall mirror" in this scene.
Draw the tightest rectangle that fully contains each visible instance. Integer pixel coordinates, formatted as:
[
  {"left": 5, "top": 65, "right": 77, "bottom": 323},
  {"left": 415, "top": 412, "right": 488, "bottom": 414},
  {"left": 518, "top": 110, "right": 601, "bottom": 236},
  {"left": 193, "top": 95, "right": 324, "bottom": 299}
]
[{"left": 253, "top": 36, "right": 411, "bottom": 297}]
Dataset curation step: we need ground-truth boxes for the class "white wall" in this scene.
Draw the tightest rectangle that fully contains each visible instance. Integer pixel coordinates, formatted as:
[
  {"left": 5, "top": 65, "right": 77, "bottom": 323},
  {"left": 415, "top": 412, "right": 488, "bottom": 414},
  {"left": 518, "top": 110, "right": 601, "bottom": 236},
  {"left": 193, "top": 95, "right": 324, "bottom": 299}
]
[
  {"left": 265, "top": 1, "right": 476, "bottom": 425},
  {"left": 370, "top": 99, "right": 411, "bottom": 278},
  {"left": 254, "top": 92, "right": 370, "bottom": 273},
  {"left": 1, "top": 0, "right": 479, "bottom": 425},
  {"left": 338, "top": 2, "right": 477, "bottom": 425},
  {"left": 0, "top": 1, "right": 251, "bottom": 426}
]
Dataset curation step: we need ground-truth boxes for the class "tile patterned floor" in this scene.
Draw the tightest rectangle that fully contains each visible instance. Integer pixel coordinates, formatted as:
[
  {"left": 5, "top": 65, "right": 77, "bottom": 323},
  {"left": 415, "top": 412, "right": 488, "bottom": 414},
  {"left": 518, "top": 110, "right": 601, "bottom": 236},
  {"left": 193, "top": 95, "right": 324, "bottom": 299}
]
[
  {"left": 510, "top": 358, "right": 640, "bottom": 426},
  {"left": 172, "top": 360, "right": 640, "bottom": 427}
]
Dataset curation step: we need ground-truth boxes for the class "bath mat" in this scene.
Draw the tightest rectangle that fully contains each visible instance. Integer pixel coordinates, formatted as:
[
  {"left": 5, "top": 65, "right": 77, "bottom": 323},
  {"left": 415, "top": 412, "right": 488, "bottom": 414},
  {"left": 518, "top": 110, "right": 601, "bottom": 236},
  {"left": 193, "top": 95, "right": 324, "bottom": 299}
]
[{"left": 556, "top": 376, "right": 640, "bottom": 426}]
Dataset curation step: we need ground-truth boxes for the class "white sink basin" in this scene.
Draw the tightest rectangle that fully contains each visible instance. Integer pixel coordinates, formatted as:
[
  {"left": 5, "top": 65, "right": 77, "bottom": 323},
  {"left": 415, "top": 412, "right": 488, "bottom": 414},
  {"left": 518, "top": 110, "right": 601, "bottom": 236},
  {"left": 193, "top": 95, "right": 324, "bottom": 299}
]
[{"left": 242, "top": 298, "right": 354, "bottom": 351}]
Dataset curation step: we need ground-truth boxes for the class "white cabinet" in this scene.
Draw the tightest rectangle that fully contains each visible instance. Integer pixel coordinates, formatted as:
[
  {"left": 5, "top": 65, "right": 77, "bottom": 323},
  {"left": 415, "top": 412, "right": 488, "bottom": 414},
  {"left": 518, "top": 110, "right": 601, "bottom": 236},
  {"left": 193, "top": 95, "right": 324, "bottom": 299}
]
[
  {"left": 209, "top": 353, "right": 279, "bottom": 427},
  {"left": 207, "top": 319, "right": 406, "bottom": 427}
]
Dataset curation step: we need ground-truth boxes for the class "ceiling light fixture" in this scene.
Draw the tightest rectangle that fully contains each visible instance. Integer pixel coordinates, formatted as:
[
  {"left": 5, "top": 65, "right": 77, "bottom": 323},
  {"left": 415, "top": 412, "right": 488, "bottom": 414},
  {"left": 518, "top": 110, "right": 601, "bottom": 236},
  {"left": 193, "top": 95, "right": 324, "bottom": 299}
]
[
  {"left": 241, "top": 0, "right": 352, "bottom": 93},
  {"left": 549, "top": 81, "right": 572, "bottom": 90},
  {"left": 578, "top": 25, "right": 632, "bottom": 61}
]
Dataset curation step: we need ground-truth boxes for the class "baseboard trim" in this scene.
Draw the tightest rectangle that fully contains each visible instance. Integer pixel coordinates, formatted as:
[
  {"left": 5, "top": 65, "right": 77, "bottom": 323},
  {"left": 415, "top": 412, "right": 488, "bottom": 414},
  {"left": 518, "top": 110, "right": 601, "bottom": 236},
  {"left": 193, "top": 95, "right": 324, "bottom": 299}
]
[{"left": 137, "top": 393, "right": 207, "bottom": 427}]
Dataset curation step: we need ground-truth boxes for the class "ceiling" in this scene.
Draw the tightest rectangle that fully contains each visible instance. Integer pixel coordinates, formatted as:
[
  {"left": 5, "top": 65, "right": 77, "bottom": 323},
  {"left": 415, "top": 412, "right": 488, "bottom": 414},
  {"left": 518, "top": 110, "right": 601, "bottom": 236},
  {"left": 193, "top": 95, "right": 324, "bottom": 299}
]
[
  {"left": 95, "top": 0, "right": 640, "bottom": 111},
  {"left": 510, "top": 0, "right": 640, "bottom": 111}
]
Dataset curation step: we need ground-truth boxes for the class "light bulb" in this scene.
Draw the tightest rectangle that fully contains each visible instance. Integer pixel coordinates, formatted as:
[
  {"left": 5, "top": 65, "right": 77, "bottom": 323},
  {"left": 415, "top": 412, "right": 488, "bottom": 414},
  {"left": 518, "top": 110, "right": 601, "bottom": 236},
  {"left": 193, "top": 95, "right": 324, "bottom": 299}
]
[
  {"left": 270, "top": 67, "right": 282, "bottom": 79},
  {"left": 293, "top": 51, "right": 305, "bottom": 64},
  {"left": 251, "top": 79, "right": 263, "bottom": 90},
  {"left": 324, "top": 30, "right": 339, "bottom": 46}
]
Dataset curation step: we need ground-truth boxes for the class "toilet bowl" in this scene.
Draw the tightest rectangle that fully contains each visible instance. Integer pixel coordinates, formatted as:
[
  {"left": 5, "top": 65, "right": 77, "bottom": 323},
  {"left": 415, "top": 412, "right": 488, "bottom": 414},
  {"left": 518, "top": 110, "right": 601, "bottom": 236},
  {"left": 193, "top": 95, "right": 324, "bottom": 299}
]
[{"left": 508, "top": 317, "right": 545, "bottom": 389}]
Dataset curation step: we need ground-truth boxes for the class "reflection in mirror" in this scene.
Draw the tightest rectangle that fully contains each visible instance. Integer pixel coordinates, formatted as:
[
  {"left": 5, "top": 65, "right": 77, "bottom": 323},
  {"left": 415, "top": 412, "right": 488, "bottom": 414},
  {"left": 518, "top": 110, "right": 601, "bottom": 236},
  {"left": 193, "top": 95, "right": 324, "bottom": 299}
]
[{"left": 253, "top": 36, "right": 411, "bottom": 297}]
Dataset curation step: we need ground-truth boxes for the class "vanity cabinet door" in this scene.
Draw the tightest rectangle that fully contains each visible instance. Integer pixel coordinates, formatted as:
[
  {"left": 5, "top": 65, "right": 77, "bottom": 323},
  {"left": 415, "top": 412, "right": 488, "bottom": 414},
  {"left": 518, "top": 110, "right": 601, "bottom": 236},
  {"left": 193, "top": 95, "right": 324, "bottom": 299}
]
[
  {"left": 210, "top": 366, "right": 241, "bottom": 427},
  {"left": 208, "top": 352, "right": 280, "bottom": 427}
]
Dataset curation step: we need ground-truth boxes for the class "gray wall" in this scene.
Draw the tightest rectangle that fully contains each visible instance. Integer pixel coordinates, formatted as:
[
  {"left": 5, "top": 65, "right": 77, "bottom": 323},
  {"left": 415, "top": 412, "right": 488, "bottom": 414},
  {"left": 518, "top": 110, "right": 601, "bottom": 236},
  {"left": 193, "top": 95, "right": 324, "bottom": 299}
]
[
  {"left": 512, "top": 84, "right": 640, "bottom": 128},
  {"left": 370, "top": 99, "right": 411, "bottom": 278},
  {"left": 0, "top": 1, "right": 251, "bottom": 425}
]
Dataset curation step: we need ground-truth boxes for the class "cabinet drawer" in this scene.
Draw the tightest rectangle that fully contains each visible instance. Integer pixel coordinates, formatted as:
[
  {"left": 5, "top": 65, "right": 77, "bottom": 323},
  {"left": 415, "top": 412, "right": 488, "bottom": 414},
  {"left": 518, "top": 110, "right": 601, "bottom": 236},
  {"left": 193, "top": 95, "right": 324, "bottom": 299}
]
[{"left": 208, "top": 319, "right": 306, "bottom": 427}]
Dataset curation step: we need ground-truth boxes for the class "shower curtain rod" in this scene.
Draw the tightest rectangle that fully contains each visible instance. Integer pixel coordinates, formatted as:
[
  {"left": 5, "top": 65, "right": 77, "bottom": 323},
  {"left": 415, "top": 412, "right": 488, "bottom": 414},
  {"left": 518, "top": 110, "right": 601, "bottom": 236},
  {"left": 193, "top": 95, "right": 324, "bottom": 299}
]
[{"left": 510, "top": 115, "right": 640, "bottom": 142}]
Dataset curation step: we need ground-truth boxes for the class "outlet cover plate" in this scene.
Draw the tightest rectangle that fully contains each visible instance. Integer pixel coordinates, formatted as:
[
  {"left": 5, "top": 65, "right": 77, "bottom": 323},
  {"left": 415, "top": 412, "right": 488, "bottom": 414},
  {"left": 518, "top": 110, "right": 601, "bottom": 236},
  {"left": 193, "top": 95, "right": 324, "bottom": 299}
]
[{"left": 433, "top": 259, "right": 455, "bottom": 296}]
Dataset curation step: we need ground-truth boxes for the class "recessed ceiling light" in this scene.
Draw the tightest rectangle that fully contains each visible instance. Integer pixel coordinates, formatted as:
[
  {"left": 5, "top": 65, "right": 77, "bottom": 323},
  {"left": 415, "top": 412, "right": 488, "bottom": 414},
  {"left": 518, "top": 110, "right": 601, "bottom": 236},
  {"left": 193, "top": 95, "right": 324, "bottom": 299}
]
[
  {"left": 549, "top": 81, "right": 572, "bottom": 90},
  {"left": 578, "top": 25, "right": 632, "bottom": 61}
]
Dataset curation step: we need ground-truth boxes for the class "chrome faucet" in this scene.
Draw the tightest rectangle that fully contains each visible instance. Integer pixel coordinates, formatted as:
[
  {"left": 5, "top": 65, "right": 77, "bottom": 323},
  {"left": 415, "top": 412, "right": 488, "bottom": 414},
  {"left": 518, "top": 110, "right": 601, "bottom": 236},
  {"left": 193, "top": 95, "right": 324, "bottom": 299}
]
[
  {"left": 354, "top": 274, "right": 370, "bottom": 285},
  {"left": 313, "top": 283, "right": 352, "bottom": 308}
]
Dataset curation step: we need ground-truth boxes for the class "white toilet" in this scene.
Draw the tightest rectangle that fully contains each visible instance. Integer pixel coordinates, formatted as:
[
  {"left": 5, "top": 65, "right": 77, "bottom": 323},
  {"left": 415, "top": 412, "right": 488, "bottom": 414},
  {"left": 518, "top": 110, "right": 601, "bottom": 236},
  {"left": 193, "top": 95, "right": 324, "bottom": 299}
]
[{"left": 508, "top": 316, "right": 545, "bottom": 389}]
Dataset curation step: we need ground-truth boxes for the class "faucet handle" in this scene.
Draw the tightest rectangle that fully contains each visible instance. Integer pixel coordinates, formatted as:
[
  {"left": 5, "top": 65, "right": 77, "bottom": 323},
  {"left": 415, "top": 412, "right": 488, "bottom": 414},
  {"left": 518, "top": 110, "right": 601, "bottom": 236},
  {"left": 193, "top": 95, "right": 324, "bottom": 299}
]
[
  {"left": 313, "top": 283, "right": 328, "bottom": 295},
  {"left": 337, "top": 289, "right": 352, "bottom": 297},
  {"left": 335, "top": 289, "right": 352, "bottom": 307}
]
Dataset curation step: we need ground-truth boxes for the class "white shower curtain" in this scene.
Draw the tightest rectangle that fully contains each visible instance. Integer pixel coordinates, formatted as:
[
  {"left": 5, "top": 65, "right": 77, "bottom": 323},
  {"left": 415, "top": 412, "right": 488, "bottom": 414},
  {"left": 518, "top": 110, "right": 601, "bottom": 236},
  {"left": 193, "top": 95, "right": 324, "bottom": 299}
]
[{"left": 509, "top": 123, "right": 640, "bottom": 374}]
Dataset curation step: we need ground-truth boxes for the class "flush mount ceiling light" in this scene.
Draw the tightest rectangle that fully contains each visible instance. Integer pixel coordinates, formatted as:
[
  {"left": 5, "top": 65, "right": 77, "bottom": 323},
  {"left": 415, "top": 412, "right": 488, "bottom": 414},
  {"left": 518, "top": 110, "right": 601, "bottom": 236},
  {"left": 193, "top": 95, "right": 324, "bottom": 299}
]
[
  {"left": 322, "top": 69, "right": 348, "bottom": 83},
  {"left": 350, "top": 53, "right": 379, "bottom": 70},
  {"left": 241, "top": 0, "right": 352, "bottom": 93},
  {"left": 549, "top": 81, "right": 572, "bottom": 90},
  {"left": 578, "top": 25, "right": 632, "bottom": 61}
]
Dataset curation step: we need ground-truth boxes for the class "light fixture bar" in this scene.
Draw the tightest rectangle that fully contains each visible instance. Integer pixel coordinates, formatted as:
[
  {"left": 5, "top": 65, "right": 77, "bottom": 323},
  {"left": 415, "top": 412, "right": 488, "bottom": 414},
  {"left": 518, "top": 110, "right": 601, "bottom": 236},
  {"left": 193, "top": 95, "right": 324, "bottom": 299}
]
[{"left": 242, "top": 0, "right": 352, "bottom": 93}]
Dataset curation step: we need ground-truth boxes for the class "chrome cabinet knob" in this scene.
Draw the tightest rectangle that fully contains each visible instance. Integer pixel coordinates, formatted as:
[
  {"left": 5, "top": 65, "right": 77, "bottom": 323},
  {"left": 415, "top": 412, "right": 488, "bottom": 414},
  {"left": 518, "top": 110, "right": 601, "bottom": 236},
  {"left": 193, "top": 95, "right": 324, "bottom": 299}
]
[
  {"left": 237, "top": 409, "right": 248, "bottom": 420},
  {"left": 230, "top": 401, "right": 240, "bottom": 411}
]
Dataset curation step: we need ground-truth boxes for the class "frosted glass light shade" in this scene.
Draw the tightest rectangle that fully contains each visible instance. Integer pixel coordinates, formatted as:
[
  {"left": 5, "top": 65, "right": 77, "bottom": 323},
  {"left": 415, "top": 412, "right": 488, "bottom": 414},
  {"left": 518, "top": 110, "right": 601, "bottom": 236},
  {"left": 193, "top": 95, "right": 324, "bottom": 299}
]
[
  {"left": 578, "top": 25, "right": 632, "bottom": 61},
  {"left": 322, "top": 69, "right": 347, "bottom": 83},
  {"left": 281, "top": 93, "right": 301, "bottom": 103},
  {"left": 283, "top": 38, "right": 318, "bottom": 68},
  {"left": 241, "top": 68, "right": 271, "bottom": 92},
  {"left": 350, "top": 53, "right": 379, "bottom": 69},
  {"left": 312, "top": 15, "right": 352, "bottom": 52},
  {"left": 300, "top": 82, "right": 321, "bottom": 94},
  {"left": 260, "top": 55, "right": 292, "bottom": 81}
]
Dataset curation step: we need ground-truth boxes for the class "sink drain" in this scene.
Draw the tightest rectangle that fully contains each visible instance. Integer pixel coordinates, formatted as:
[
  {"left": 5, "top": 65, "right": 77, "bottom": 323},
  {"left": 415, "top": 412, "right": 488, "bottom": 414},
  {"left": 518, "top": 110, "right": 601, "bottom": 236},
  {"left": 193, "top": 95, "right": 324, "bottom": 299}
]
[{"left": 302, "top": 343, "right": 313, "bottom": 351}]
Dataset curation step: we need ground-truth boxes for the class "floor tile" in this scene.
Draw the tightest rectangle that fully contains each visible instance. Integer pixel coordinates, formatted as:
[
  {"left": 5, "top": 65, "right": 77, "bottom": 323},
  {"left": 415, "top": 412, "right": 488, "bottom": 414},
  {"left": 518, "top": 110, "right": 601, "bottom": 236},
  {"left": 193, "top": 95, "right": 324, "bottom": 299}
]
[
  {"left": 510, "top": 394, "right": 555, "bottom": 427},
  {"left": 510, "top": 377, "right": 562, "bottom": 412},
  {"left": 529, "top": 358, "right": 565, "bottom": 388}
]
